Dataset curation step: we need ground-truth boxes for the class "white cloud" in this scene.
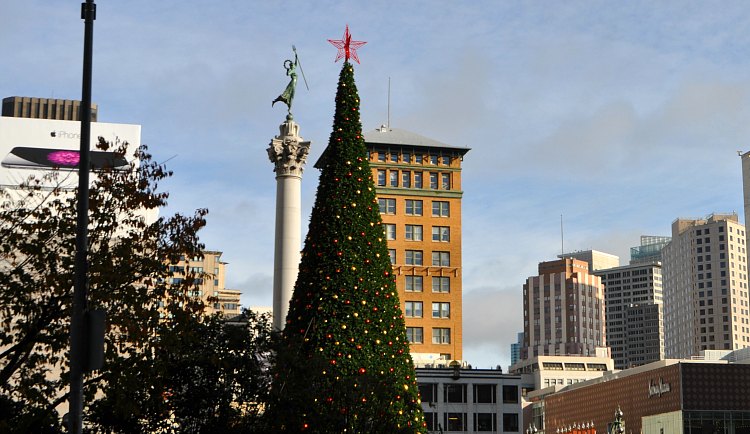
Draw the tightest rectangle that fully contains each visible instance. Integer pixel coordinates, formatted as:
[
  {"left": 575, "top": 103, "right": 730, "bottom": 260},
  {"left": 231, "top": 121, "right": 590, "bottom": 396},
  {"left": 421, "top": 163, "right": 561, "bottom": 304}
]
[{"left": 462, "top": 286, "right": 522, "bottom": 369}]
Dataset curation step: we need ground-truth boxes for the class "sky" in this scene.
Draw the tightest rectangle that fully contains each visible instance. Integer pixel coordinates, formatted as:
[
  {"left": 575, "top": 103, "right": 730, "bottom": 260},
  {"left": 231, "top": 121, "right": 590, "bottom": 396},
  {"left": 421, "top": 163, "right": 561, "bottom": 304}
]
[{"left": 3, "top": 1, "right": 750, "bottom": 370}]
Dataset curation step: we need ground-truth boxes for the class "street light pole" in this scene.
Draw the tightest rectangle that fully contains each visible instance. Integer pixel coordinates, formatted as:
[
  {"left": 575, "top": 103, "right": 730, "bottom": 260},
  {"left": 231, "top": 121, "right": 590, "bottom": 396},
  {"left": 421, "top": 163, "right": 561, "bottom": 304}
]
[{"left": 69, "top": 1, "right": 96, "bottom": 432}]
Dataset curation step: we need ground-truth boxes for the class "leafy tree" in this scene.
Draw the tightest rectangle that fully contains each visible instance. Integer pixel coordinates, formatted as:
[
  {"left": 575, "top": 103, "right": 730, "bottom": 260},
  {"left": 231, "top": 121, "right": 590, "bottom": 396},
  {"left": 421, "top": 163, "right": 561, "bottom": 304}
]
[
  {"left": 89, "top": 308, "right": 275, "bottom": 433},
  {"left": 0, "top": 140, "right": 272, "bottom": 432},
  {"left": 266, "top": 62, "right": 426, "bottom": 433}
]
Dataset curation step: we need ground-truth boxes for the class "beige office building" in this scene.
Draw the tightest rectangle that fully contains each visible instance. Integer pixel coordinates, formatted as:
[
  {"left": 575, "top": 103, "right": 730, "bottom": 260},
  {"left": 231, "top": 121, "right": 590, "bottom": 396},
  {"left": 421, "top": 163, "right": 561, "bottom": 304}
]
[
  {"left": 559, "top": 249, "right": 620, "bottom": 271},
  {"left": 2, "top": 96, "right": 98, "bottom": 122},
  {"left": 509, "top": 352, "right": 614, "bottom": 392},
  {"left": 662, "top": 213, "right": 750, "bottom": 358},
  {"left": 168, "top": 250, "right": 242, "bottom": 317},
  {"left": 364, "top": 126, "right": 470, "bottom": 364},
  {"left": 521, "top": 258, "right": 607, "bottom": 360}
]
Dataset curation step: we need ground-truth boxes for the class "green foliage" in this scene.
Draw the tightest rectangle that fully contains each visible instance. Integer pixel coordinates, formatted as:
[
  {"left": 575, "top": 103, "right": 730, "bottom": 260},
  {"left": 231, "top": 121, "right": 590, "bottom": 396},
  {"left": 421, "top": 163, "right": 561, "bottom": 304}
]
[
  {"left": 267, "top": 63, "right": 426, "bottom": 433},
  {"left": 0, "top": 140, "right": 272, "bottom": 432},
  {"left": 89, "top": 309, "right": 276, "bottom": 433}
]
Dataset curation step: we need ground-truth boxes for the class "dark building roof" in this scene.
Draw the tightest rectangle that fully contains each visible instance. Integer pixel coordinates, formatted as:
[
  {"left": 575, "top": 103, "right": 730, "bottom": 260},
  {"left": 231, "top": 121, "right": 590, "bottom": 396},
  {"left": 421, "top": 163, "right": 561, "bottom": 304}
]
[{"left": 314, "top": 126, "right": 470, "bottom": 169}]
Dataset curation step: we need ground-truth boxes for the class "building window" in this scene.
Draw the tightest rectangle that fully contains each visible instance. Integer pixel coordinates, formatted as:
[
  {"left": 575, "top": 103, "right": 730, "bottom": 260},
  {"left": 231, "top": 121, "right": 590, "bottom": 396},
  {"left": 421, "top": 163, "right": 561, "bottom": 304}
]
[
  {"left": 430, "top": 172, "right": 439, "bottom": 189},
  {"left": 383, "top": 224, "right": 396, "bottom": 240},
  {"left": 403, "top": 151, "right": 412, "bottom": 163},
  {"left": 406, "top": 327, "right": 423, "bottom": 343},
  {"left": 430, "top": 154, "right": 439, "bottom": 165},
  {"left": 441, "top": 173, "right": 451, "bottom": 190},
  {"left": 432, "top": 201, "right": 450, "bottom": 217},
  {"left": 503, "top": 413, "right": 519, "bottom": 432},
  {"left": 432, "top": 276, "right": 450, "bottom": 293},
  {"left": 446, "top": 413, "right": 467, "bottom": 432},
  {"left": 377, "top": 151, "right": 386, "bottom": 162},
  {"left": 388, "top": 249, "right": 396, "bottom": 265},
  {"left": 402, "top": 170, "right": 411, "bottom": 188},
  {"left": 390, "top": 152, "right": 398, "bottom": 163},
  {"left": 406, "top": 199, "right": 423, "bottom": 216},
  {"left": 432, "top": 226, "right": 450, "bottom": 242},
  {"left": 433, "top": 327, "right": 451, "bottom": 344},
  {"left": 406, "top": 250, "right": 423, "bottom": 265},
  {"left": 377, "top": 169, "right": 386, "bottom": 186},
  {"left": 424, "top": 412, "right": 438, "bottom": 431},
  {"left": 419, "top": 383, "right": 437, "bottom": 404},
  {"left": 406, "top": 275, "right": 423, "bottom": 292},
  {"left": 475, "top": 413, "right": 496, "bottom": 432},
  {"left": 414, "top": 172, "right": 423, "bottom": 188},
  {"left": 432, "top": 302, "right": 450, "bottom": 318},
  {"left": 474, "top": 384, "right": 496, "bottom": 403},
  {"left": 405, "top": 301, "right": 423, "bottom": 318},
  {"left": 378, "top": 198, "right": 395, "bottom": 214},
  {"left": 442, "top": 155, "right": 451, "bottom": 165},
  {"left": 502, "top": 385, "right": 519, "bottom": 403},
  {"left": 389, "top": 170, "right": 398, "bottom": 187},
  {"left": 444, "top": 384, "right": 466, "bottom": 403},
  {"left": 586, "top": 363, "right": 607, "bottom": 371},
  {"left": 432, "top": 251, "right": 450, "bottom": 267},
  {"left": 405, "top": 224, "right": 423, "bottom": 241}
]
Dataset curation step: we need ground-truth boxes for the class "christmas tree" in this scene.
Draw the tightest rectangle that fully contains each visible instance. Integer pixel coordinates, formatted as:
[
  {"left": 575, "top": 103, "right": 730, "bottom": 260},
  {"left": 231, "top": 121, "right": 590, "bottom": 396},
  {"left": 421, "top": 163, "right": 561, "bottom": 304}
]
[{"left": 267, "top": 56, "right": 426, "bottom": 432}]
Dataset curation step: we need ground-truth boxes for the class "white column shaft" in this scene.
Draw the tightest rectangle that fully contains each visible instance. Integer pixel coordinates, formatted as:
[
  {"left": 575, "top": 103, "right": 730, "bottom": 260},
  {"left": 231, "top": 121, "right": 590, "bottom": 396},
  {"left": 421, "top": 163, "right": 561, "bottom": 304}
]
[{"left": 273, "top": 174, "right": 302, "bottom": 330}]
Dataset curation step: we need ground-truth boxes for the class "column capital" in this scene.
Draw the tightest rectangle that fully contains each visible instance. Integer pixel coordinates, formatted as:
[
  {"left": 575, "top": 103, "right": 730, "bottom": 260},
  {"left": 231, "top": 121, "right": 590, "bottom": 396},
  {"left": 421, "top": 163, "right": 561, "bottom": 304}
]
[{"left": 267, "top": 120, "right": 311, "bottom": 177}]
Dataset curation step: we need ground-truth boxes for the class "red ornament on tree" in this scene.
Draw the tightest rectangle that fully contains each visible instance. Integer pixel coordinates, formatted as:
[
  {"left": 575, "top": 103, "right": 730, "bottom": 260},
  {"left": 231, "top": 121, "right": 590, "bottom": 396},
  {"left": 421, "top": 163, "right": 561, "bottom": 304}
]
[{"left": 328, "top": 25, "right": 367, "bottom": 64}]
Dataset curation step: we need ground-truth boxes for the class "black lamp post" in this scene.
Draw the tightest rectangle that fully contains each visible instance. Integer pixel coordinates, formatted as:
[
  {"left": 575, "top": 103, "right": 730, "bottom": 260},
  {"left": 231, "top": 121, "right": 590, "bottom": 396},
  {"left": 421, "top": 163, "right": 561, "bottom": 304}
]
[{"left": 69, "top": 1, "right": 96, "bottom": 432}]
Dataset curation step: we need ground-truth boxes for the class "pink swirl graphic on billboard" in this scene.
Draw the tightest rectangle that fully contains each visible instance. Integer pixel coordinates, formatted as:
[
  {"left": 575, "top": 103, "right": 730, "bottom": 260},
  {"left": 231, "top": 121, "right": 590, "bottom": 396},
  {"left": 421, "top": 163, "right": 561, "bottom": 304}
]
[{"left": 47, "top": 150, "right": 80, "bottom": 167}]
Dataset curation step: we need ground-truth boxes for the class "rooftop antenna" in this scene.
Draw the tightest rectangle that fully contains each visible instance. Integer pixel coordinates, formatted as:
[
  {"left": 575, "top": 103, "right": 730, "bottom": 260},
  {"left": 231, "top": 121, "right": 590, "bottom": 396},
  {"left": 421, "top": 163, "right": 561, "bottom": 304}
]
[
  {"left": 387, "top": 77, "right": 391, "bottom": 130},
  {"left": 560, "top": 214, "right": 564, "bottom": 256}
]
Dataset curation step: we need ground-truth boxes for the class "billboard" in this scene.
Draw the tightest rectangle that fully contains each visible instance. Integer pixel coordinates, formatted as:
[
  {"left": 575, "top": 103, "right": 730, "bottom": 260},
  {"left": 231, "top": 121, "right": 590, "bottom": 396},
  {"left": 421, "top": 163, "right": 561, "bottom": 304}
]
[{"left": 0, "top": 116, "right": 141, "bottom": 189}]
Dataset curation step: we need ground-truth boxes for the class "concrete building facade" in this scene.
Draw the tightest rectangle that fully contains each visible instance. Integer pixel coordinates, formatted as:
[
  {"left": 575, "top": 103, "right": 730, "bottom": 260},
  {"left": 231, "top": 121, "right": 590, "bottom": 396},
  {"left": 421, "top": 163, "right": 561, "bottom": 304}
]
[
  {"left": 596, "top": 261, "right": 664, "bottom": 369},
  {"left": 168, "top": 250, "right": 242, "bottom": 317},
  {"left": 662, "top": 213, "right": 750, "bottom": 358},
  {"left": 508, "top": 353, "right": 614, "bottom": 394},
  {"left": 521, "top": 258, "right": 607, "bottom": 360},
  {"left": 558, "top": 250, "right": 620, "bottom": 272},
  {"left": 624, "top": 303, "right": 664, "bottom": 367},
  {"left": 364, "top": 126, "right": 470, "bottom": 364},
  {"left": 2, "top": 96, "right": 98, "bottom": 122},
  {"left": 417, "top": 366, "right": 522, "bottom": 433}
]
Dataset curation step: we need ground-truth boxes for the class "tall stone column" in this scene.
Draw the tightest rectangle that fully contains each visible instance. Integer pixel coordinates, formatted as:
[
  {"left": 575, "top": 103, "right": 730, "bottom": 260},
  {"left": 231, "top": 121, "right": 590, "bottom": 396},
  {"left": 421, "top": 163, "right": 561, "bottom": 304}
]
[{"left": 267, "top": 120, "right": 310, "bottom": 330}]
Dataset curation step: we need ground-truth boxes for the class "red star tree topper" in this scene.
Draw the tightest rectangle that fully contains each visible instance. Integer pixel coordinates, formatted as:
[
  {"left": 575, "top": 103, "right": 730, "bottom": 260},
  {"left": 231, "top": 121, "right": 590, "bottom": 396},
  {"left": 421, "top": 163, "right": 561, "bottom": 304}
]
[{"left": 328, "top": 24, "right": 367, "bottom": 64}]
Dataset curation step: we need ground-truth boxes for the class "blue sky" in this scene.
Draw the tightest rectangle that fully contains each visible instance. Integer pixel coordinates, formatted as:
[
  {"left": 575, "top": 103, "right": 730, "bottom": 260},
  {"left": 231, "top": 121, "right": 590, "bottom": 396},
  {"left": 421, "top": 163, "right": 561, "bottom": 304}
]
[{"left": 3, "top": 1, "right": 750, "bottom": 369}]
